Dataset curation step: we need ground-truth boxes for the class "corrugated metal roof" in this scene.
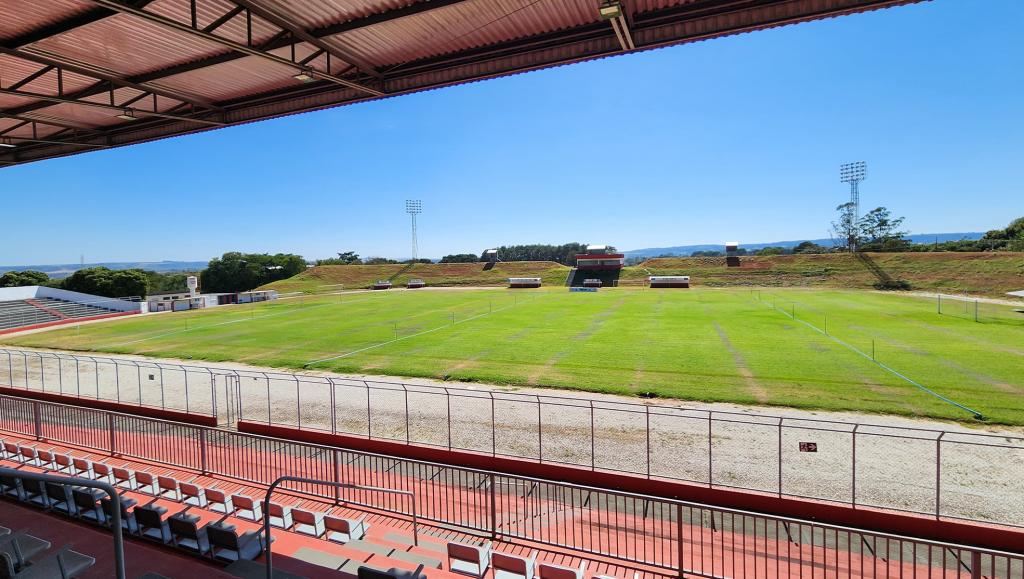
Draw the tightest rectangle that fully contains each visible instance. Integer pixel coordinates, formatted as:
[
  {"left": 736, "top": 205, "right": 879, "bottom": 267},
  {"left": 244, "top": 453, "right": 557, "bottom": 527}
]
[{"left": 0, "top": 0, "right": 927, "bottom": 166}]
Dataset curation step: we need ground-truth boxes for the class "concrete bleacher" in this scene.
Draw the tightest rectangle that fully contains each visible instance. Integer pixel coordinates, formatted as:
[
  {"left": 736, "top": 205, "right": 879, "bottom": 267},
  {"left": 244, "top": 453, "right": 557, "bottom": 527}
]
[{"left": 0, "top": 298, "right": 120, "bottom": 332}]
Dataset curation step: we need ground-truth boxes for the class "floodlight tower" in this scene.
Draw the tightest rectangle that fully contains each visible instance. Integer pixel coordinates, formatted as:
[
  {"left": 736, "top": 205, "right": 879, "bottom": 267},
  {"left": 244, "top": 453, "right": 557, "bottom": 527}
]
[
  {"left": 405, "top": 199, "right": 422, "bottom": 261},
  {"left": 839, "top": 161, "right": 867, "bottom": 249}
]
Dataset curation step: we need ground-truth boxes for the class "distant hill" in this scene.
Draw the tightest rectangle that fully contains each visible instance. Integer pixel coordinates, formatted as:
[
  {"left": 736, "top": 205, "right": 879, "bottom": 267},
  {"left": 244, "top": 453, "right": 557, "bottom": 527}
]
[
  {"left": 624, "top": 232, "right": 985, "bottom": 258},
  {"left": 0, "top": 261, "right": 207, "bottom": 279}
]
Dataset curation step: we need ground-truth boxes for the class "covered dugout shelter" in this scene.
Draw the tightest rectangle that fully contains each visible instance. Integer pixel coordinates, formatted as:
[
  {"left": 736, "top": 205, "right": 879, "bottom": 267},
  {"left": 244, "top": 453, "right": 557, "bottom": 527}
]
[{"left": 0, "top": 0, "right": 922, "bottom": 167}]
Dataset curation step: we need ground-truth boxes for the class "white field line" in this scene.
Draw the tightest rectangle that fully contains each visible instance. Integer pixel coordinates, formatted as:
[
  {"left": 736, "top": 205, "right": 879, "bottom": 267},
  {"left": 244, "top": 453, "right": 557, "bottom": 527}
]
[
  {"left": 760, "top": 296, "right": 985, "bottom": 419},
  {"left": 113, "top": 294, "right": 389, "bottom": 347},
  {"left": 303, "top": 292, "right": 543, "bottom": 367}
]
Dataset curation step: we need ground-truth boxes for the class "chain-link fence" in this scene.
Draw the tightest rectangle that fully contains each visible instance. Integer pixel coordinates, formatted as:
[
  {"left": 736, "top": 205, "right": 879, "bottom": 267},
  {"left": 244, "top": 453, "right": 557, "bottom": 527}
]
[{"left": 2, "top": 347, "right": 1021, "bottom": 528}]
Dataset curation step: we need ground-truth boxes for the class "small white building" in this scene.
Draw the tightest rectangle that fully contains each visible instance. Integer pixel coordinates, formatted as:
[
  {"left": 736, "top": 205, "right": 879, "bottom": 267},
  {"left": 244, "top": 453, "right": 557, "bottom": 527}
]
[{"left": 146, "top": 289, "right": 278, "bottom": 312}]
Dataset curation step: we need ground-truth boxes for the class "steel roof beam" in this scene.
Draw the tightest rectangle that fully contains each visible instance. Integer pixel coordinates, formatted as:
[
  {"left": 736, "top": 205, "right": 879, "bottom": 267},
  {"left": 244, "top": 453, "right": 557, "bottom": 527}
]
[
  {"left": 6, "top": 65, "right": 55, "bottom": 91},
  {"left": 0, "top": 47, "right": 222, "bottom": 111},
  {"left": 10, "top": 0, "right": 471, "bottom": 110},
  {"left": 0, "top": 113, "right": 90, "bottom": 131},
  {"left": 229, "top": 0, "right": 383, "bottom": 79},
  {"left": 0, "top": 135, "right": 108, "bottom": 148},
  {"left": 84, "top": 0, "right": 385, "bottom": 97},
  {"left": 0, "top": 87, "right": 224, "bottom": 126},
  {"left": 0, "top": 0, "right": 157, "bottom": 48}
]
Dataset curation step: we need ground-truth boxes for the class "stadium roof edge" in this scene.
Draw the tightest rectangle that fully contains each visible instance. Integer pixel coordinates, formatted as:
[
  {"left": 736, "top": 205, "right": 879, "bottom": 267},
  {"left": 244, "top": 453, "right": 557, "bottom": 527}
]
[{"left": 0, "top": 0, "right": 926, "bottom": 167}]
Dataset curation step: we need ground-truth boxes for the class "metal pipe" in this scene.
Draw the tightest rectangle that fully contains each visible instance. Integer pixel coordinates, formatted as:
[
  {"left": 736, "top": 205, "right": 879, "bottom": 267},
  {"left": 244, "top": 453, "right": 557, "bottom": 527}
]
[
  {"left": 0, "top": 467, "right": 125, "bottom": 579},
  {"left": 263, "top": 476, "right": 417, "bottom": 579}
]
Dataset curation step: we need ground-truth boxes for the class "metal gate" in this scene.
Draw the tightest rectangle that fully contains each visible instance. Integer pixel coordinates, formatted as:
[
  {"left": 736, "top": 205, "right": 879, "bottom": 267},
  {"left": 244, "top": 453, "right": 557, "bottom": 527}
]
[{"left": 215, "top": 373, "right": 241, "bottom": 427}]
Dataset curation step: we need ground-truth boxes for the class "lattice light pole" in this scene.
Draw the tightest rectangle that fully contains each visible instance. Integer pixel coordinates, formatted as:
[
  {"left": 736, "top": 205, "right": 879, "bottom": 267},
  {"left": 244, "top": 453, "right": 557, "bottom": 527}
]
[
  {"left": 840, "top": 161, "right": 867, "bottom": 250},
  {"left": 405, "top": 199, "right": 422, "bottom": 261}
]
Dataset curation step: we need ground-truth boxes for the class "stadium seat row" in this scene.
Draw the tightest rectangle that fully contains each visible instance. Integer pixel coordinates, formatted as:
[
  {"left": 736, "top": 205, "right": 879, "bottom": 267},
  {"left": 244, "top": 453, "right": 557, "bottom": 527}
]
[{"left": 0, "top": 439, "right": 266, "bottom": 563}]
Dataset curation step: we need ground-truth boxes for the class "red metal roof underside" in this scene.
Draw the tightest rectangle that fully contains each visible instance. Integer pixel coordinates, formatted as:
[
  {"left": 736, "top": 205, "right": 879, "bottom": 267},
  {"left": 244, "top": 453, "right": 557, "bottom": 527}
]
[{"left": 0, "top": 0, "right": 928, "bottom": 167}]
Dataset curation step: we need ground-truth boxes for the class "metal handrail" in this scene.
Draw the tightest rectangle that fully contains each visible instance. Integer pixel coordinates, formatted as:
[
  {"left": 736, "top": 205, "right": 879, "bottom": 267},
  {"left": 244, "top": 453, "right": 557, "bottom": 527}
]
[
  {"left": 0, "top": 466, "right": 125, "bottom": 579},
  {"left": 1, "top": 395, "right": 1022, "bottom": 576},
  {"left": 263, "top": 476, "right": 418, "bottom": 579}
]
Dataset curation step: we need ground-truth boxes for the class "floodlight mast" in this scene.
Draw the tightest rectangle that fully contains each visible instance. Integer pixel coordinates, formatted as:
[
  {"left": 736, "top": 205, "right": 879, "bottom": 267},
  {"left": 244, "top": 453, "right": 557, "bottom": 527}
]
[
  {"left": 839, "top": 161, "right": 867, "bottom": 250},
  {"left": 405, "top": 199, "right": 422, "bottom": 261}
]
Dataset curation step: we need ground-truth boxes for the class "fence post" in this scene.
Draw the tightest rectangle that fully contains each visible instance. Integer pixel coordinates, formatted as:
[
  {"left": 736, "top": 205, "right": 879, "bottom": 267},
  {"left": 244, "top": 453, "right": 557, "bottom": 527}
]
[
  {"left": 851, "top": 425, "right": 858, "bottom": 507},
  {"left": 707, "top": 412, "right": 713, "bottom": 486},
  {"left": 935, "top": 432, "right": 945, "bottom": 520},
  {"left": 330, "top": 380, "right": 337, "bottom": 435},
  {"left": 333, "top": 449, "right": 341, "bottom": 505},
  {"left": 645, "top": 405, "right": 651, "bottom": 477},
  {"left": 536, "top": 398, "right": 542, "bottom": 463},
  {"left": 590, "top": 401, "right": 595, "bottom": 470},
  {"left": 199, "top": 428, "right": 208, "bottom": 473},
  {"left": 403, "top": 385, "right": 410, "bottom": 444},
  {"left": 777, "top": 418, "right": 783, "bottom": 497},
  {"left": 489, "top": 473, "right": 497, "bottom": 540},
  {"left": 366, "top": 382, "right": 372, "bottom": 439},
  {"left": 108, "top": 413, "right": 116, "bottom": 455},
  {"left": 32, "top": 401, "right": 42, "bottom": 440},
  {"left": 676, "top": 503, "right": 685, "bottom": 577}
]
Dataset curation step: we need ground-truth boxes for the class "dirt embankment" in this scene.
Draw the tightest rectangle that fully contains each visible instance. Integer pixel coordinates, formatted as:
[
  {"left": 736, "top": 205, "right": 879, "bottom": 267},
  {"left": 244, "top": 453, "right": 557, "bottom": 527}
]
[
  {"left": 618, "top": 252, "right": 1024, "bottom": 297},
  {"left": 262, "top": 261, "right": 570, "bottom": 292}
]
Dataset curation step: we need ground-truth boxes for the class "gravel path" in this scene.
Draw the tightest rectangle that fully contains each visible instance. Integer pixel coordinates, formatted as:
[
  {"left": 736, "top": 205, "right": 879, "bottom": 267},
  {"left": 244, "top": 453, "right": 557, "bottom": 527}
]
[{"left": 1, "top": 346, "right": 1021, "bottom": 528}]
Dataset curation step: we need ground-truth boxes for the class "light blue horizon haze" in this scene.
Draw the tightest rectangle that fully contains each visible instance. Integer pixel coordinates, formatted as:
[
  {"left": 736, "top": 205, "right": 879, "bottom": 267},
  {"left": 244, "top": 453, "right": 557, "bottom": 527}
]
[{"left": 1, "top": 0, "right": 1021, "bottom": 264}]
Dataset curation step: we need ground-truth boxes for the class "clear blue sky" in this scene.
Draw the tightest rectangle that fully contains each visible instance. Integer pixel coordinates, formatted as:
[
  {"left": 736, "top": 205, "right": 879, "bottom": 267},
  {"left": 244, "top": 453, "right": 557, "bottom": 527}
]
[{"left": 2, "top": 0, "right": 1021, "bottom": 265}]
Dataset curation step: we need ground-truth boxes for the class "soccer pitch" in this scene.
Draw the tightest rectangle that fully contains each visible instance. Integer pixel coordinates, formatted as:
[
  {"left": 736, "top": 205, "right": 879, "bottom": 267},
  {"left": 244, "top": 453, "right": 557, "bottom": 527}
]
[{"left": 4, "top": 288, "right": 1023, "bottom": 424}]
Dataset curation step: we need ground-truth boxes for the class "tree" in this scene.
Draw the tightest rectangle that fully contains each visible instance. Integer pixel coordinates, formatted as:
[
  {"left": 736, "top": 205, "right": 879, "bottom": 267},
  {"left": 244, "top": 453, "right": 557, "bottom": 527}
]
[
  {"left": 691, "top": 250, "right": 723, "bottom": 257},
  {"left": 483, "top": 243, "right": 589, "bottom": 264},
  {"left": 440, "top": 253, "right": 480, "bottom": 263},
  {"left": 0, "top": 270, "right": 50, "bottom": 288},
  {"left": 832, "top": 202, "right": 860, "bottom": 251},
  {"left": 144, "top": 271, "right": 194, "bottom": 293},
  {"left": 316, "top": 251, "right": 362, "bottom": 265},
  {"left": 201, "top": 252, "right": 306, "bottom": 293},
  {"left": 755, "top": 247, "right": 787, "bottom": 256},
  {"left": 62, "top": 267, "right": 148, "bottom": 298},
  {"left": 793, "top": 241, "right": 828, "bottom": 254},
  {"left": 859, "top": 207, "right": 908, "bottom": 246}
]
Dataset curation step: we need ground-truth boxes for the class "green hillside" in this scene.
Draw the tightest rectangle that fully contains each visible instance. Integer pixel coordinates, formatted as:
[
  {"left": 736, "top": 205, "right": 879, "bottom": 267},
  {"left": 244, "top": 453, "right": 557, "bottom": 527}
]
[
  {"left": 622, "top": 252, "right": 1024, "bottom": 297},
  {"left": 262, "top": 261, "right": 570, "bottom": 293},
  {"left": 263, "top": 253, "right": 1023, "bottom": 298}
]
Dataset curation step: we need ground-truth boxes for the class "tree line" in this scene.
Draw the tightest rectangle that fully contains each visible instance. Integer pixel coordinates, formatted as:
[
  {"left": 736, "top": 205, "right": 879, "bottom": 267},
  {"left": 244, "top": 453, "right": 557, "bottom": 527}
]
[
  {"left": 315, "top": 252, "right": 432, "bottom": 266},
  {"left": 832, "top": 206, "right": 1023, "bottom": 253},
  {"left": 441, "top": 243, "right": 611, "bottom": 265},
  {"left": 0, "top": 251, "right": 307, "bottom": 298}
]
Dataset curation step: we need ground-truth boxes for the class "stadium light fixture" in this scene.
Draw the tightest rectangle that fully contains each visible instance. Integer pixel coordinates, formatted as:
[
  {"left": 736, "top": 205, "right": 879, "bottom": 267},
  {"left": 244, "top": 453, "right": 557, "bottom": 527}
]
[
  {"left": 839, "top": 161, "right": 867, "bottom": 183},
  {"left": 0, "top": 138, "right": 15, "bottom": 148},
  {"left": 599, "top": 0, "right": 623, "bottom": 20},
  {"left": 293, "top": 69, "right": 316, "bottom": 83},
  {"left": 116, "top": 109, "right": 138, "bottom": 121}
]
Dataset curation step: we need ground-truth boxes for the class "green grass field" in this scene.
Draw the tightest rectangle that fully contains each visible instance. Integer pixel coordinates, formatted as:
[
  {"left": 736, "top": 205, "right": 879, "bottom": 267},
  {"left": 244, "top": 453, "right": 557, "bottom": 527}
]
[{"left": 4, "top": 288, "right": 1023, "bottom": 424}]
